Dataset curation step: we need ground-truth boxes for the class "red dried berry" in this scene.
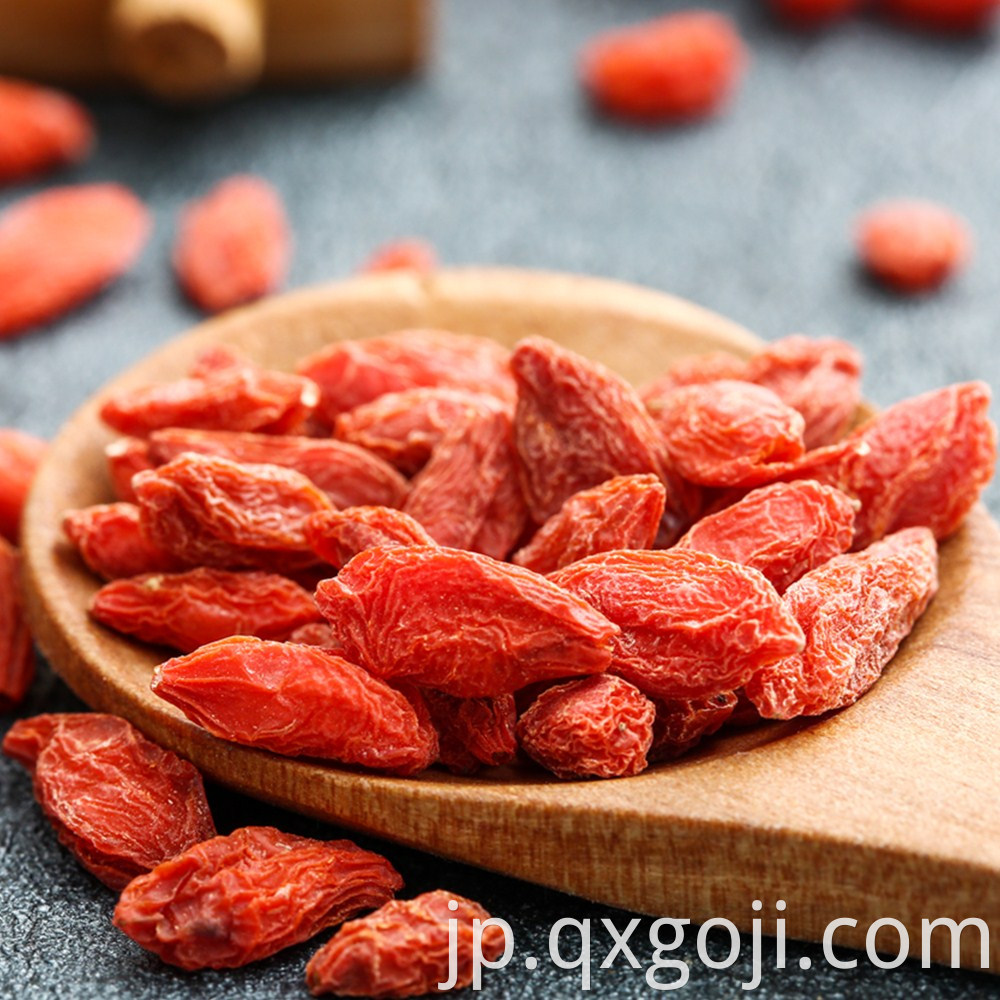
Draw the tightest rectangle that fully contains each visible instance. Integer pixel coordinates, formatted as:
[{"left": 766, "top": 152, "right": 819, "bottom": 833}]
[
  {"left": 316, "top": 546, "right": 619, "bottom": 698},
  {"left": 152, "top": 636, "right": 439, "bottom": 775},
  {"left": 290, "top": 622, "right": 337, "bottom": 647},
  {"left": 306, "top": 890, "right": 506, "bottom": 998},
  {"left": 513, "top": 474, "right": 666, "bottom": 575},
  {"left": 0, "top": 183, "right": 149, "bottom": 339},
  {"left": 114, "top": 826, "right": 402, "bottom": 970},
  {"left": 674, "top": 480, "right": 857, "bottom": 593},
  {"left": 856, "top": 200, "right": 970, "bottom": 294},
  {"left": 306, "top": 507, "right": 436, "bottom": 569},
  {"left": 105, "top": 438, "right": 155, "bottom": 503},
  {"left": 361, "top": 238, "right": 438, "bottom": 275},
  {"left": 649, "top": 692, "right": 738, "bottom": 761},
  {"left": 746, "top": 527, "right": 938, "bottom": 718},
  {"left": 424, "top": 691, "right": 518, "bottom": 775},
  {"left": 580, "top": 12, "right": 747, "bottom": 123},
  {"left": 640, "top": 352, "right": 748, "bottom": 405},
  {"left": 549, "top": 549, "right": 804, "bottom": 700},
  {"left": 768, "top": 0, "right": 862, "bottom": 27},
  {"left": 2, "top": 713, "right": 215, "bottom": 890},
  {"left": 517, "top": 674, "right": 655, "bottom": 780},
  {"left": 0, "top": 428, "right": 46, "bottom": 542},
  {"left": 0, "top": 77, "right": 93, "bottom": 185},
  {"left": 173, "top": 175, "right": 290, "bottom": 313},
  {"left": 880, "top": 0, "right": 999, "bottom": 32},
  {"left": 0, "top": 537, "right": 33, "bottom": 709}
]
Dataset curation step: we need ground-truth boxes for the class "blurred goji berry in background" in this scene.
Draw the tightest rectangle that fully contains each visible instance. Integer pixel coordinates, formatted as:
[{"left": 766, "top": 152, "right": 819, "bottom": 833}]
[{"left": 0, "top": 429, "right": 46, "bottom": 542}]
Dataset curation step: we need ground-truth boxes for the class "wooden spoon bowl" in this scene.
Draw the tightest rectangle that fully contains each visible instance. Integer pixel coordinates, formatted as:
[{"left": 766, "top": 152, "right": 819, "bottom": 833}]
[{"left": 20, "top": 269, "right": 1000, "bottom": 972}]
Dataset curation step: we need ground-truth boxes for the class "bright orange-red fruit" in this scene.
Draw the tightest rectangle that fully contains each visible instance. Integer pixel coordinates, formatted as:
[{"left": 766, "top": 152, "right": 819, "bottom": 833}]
[{"left": 0, "top": 429, "right": 46, "bottom": 542}]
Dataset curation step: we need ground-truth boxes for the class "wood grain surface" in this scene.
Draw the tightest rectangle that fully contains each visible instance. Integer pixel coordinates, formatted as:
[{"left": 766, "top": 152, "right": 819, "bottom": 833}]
[{"left": 19, "top": 269, "right": 1000, "bottom": 973}]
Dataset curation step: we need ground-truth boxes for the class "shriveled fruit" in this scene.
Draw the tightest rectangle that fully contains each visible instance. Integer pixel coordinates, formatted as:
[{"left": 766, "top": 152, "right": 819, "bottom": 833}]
[
  {"left": 649, "top": 692, "right": 738, "bottom": 761},
  {"left": 2, "top": 713, "right": 215, "bottom": 890},
  {"left": 880, "top": 0, "right": 999, "bottom": 33},
  {"left": 580, "top": 12, "right": 747, "bottom": 123},
  {"left": 133, "top": 453, "right": 332, "bottom": 571},
  {"left": 0, "top": 537, "right": 33, "bottom": 709},
  {"left": 550, "top": 549, "right": 804, "bottom": 700},
  {"left": 306, "top": 890, "right": 506, "bottom": 998},
  {"left": 105, "top": 437, "right": 154, "bottom": 503},
  {"left": 0, "top": 183, "right": 149, "bottom": 339},
  {"left": 63, "top": 503, "right": 186, "bottom": 580},
  {"left": 424, "top": 691, "right": 518, "bottom": 775},
  {"left": 674, "top": 480, "right": 857, "bottom": 592},
  {"left": 0, "top": 77, "right": 93, "bottom": 185},
  {"left": 335, "top": 387, "right": 507, "bottom": 475},
  {"left": 518, "top": 674, "right": 655, "bottom": 780},
  {"left": 306, "top": 507, "right": 436, "bottom": 569},
  {"left": 149, "top": 428, "right": 409, "bottom": 509},
  {"left": 361, "top": 238, "right": 437, "bottom": 274},
  {"left": 746, "top": 527, "right": 938, "bottom": 718},
  {"left": 640, "top": 352, "right": 747, "bottom": 405},
  {"left": 290, "top": 622, "right": 337, "bottom": 647},
  {"left": 174, "top": 175, "right": 290, "bottom": 312},
  {"left": 513, "top": 474, "right": 666, "bottom": 575},
  {"left": 769, "top": 0, "right": 861, "bottom": 27},
  {"left": 856, "top": 200, "right": 970, "bottom": 294},
  {"left": 297, "top": 329, "right": 515, "bottom": 425},
  {"left": 152, "top": 636, "right": 438, "bottom": 775},
  {"left": 114, "top": 826, "right": 402, "bottom": 970},
  {"left": 0, "top": 428, "right": 46, "bottom": 541},
  {"left": 316, "top": 546, "right": 619, "bottom": 698},
  {"left": 91, "top": 569, "right": 323, "bottom": 652}
]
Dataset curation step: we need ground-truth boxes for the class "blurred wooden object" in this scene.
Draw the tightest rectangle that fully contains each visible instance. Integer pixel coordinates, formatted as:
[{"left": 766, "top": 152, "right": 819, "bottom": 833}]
[{"left": 0, "top": 0, "right": 429, "bottom": 100}]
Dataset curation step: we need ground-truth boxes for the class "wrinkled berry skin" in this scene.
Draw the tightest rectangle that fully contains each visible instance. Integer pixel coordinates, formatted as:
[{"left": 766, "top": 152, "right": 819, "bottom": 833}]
[
  {"left": 105, "top": 438, "right": 154, "bottom": 503},
  {"left": 424, "top": 691, "right": 518, "bottom": 775},
  {"left": 649, "top": 692, "right": 738, "bottom": 761},
  {"left": 306, "top": 507, "right": 436, "bottom": 569}
]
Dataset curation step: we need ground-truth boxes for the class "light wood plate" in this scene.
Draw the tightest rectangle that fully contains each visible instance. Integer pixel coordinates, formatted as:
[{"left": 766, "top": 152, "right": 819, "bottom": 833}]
[{"left": 20, "top": 269, "right": 1000, "bottom": 972}]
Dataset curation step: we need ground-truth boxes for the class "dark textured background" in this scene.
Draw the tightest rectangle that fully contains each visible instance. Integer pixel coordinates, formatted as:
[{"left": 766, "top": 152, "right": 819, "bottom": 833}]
[{"left": 1, "top": 1, "right": 998, "bottom": 997}]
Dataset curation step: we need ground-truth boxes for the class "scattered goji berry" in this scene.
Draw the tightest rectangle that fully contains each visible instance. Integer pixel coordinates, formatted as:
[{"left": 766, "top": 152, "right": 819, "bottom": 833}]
[
  {"left": 512, "top": 474, "right": 666, "bottom": 575},
  {"left": 2, "top": 713, "right": 215, "bottom": 890},
  {"left": 114, "top": 826, "right": 402, "bottom": 970},
  {"left": 361, "top": 238, "right": 438, "bottom": 275},
  {"left": 149, "top": 427, "right": 409, "bottom": 509},
  {"left": 580, "top": 12, "right": 747, "bottom": 124},
  {"left": 133, "top": 453, "right": 332, "bottom": 571},
  {"left": 173, "top": 175, "right": 290, "bottom": 313},
  {"left": 0, "top": 537, "right": 33, "bottom": 709},
  {"left": 0, "top": 183, "right": 149, "bottom": 339},
  {"left": 648, "top": 692, "right": 738, "bottom": 761},
  {"left": 306, "top": 890, "right": 506, "bottom": 998},
  {"left": 104, "top": 437, "right": 154, "bottom": 503},
  {"left": 674, "top": 480, "right": 857, "bottom": 592},
  {"left": 517, "top": 675, "right": 655, "bottom": 780},
  {"left": 152, "top": 636, "right": 439, "bottom": 775},
  {"left": 335, "top": 387, "right": 507, "bottom": 475},
  {"left": 63, "top": 503, "right": 187, "bottom": 580},
  {"left": 316, "top": 546, "right": 619, "bottom": 698},
  {"left": 306, "top": 507, "right": 436, "bottom": 569},
  {"left": 856, "top": 199, "right": 970, "bottom": 294},
  {"left": 290, "top": 622, "right": 337, "bottom": 647},
  {"left": 746, "top": 527, "right": 938, "bottom": 718},
  {"left": 549, "top": 549, "right": 804, "bottom": 700},
  {"left": 880, "top": 0, "right": 999, "bottom": 32},
  {"left": 424, "top": 691, "right": 518, "bottom": 775},
  {"left": 768, "top": 0, "right": 862, "bottom": 27},
  {"left": 0, "top": 77, "right": 93, "bottom": 185},
  {"left": 0, "top": 428, "right": 46, "bottom": 542},
  {"left": 90, "top": 568, "right": 323, "bottom": 653},
  {"left": 297, "top": 329, "right": 515, "bottom": 426}
]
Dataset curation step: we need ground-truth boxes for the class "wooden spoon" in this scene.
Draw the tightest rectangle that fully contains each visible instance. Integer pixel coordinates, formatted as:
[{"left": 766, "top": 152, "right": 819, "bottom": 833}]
[{"left": 20, "top": 269, "right": 1000, "bottom": 973}]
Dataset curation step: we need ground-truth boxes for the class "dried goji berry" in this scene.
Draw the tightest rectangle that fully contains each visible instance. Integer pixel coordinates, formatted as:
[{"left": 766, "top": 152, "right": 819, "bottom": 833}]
[
  {"left": 674, "top": 480, "right": 857, "bottom": 593},
  {"left": 306, "top": 890, "right": 506, "bottom": 998},
  {"left": 0, "top": 77, "right": 93, "bottom": 185},
  {"left": 768, "top": 0, "right": 861, "bottom": 27},
  {"left": 0, "top": 183, "right": 149, "bottom": 339},
  {"left": 517, "top": 674, "right": 655, "bottom": 780},
  {"left": 290, "top": 622, "right": 337, "bottom": 647},
  {"left": 316, "top": 546, "right": 619, "bottom": 698},
  {"left": 404, "top": 408, "right": 528, "bottom": 560},
  {"left": 104, "top": 437, "right": 154, "bottom": 503},
  {"left": 149, "top": 427, "right": 409, "bottom": 509},
  {"left": 306, "top": 507, "right": 436, "bottom": 569},
  {"left": 361, "top": 238, "right": 438, "bottom": 275},
  {"left": 648, "top": 692, "right": 738, "bottom": 761},
  {"left": 63, "top": 503, "right": 187, "bottom": 580},
  {"left": 0, "top": 428, "right": 46, "bottom": 542},
  {"left": 880, "top": 0, "right": 999, "bottom": 32},
  {"left": 133, "top": 453, "right": 332, "bottom": 571},
  {"left": 856, "top": 199, "right": 970, "bottom": 294},
  {"left": 746, "top": 527, "right": 938, "bottom": 718},
  {"left": 2, "top": 713, "right": 215, "bottom": 890},
  {"left": 173, "top": 175, "right": 290, "bottom": 313},
  {"left": 152, "top": 636, "right": 439, "bottom": 775},
  {"left": 335, "top": 387, "right": 507, "bottom": 475},
  {"left": 0, "top": 537, "right": 33, "bottom": 709},
  {"left": 653, "top": 380, "right": 806, "bottom": 487},
  {"left": 424, "top": 691, "right": 518, "bottom": 775},
  {"left": 297, "top": 329, "right": 515, "bottom": 425},
  {"left": 640, "top": 352, "right": 747, "bottom": 406},
  {"left": 512, "top": 474, "right": 666, "bottom": 575},
  {"left": 114, "top": 826, "right": 402, "bottom": 970},
  {"left": 90, "top": 568, "right": 323, "bottom": 653},
  {"left": 549, "top": 549, "right": 804, "bottom": 700},
  {"left": 580, "top": 12, "right": 747, "bottom": 124}
]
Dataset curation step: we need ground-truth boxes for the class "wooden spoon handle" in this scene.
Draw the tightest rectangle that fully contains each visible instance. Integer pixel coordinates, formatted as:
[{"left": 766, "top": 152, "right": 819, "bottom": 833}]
[{"left": 110, "top": 0, "right": 265, "bottom": 101}]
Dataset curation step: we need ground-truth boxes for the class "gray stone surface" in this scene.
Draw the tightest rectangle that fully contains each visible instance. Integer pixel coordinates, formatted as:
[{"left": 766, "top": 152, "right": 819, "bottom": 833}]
[{"left": 1, "top": 1, "right": 998, "bottom": 996}]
